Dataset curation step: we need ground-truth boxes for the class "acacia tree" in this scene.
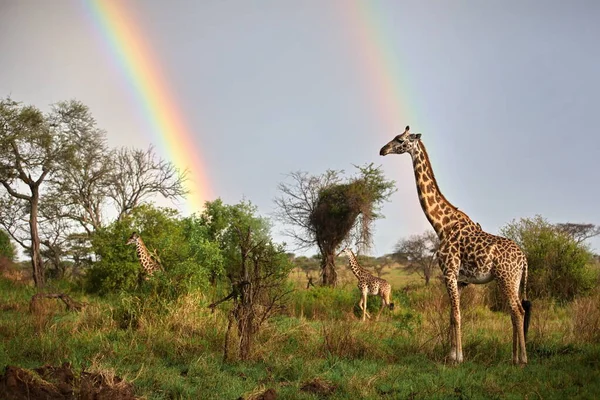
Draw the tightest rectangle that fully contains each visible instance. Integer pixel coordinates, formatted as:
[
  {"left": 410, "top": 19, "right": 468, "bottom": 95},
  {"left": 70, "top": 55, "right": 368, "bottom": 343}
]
[
  {"left": 49, "top": 119, "right": 111, "bottom": 235},
  {"left": 0, "top": 99, "right": 78, "bottom": 287},
  {"left": 108, "top": 146, "right": 188, "bottom": 221},
  {"left": 394, "top": 230, "right": 439, "bottom": 285},
  {"left": 555, "top": 223, "right": 600, "bottom": 245},
  {"left": 275, "top": 164, "right": 395, "bottom": 286}
]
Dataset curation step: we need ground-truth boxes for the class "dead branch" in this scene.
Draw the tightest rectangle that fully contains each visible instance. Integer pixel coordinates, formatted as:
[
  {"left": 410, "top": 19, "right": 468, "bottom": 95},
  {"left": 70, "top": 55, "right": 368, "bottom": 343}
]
[{"left": 29, "top": 292, "right": 87, "bottom": 312}]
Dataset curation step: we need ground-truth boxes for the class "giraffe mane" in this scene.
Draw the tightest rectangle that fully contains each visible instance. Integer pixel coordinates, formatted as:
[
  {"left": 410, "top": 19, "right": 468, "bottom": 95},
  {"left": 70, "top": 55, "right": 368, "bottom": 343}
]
[{"left": 417, "top": 141, "right": 471, "bottom": 221}]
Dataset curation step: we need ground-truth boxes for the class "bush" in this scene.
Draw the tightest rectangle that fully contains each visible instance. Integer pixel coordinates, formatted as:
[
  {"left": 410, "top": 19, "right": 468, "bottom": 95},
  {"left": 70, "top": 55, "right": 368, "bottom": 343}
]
[
  {"left": 500, "top": 216, "right": 595, "bottom": 302},
  {"left": 86, "top": 261, "right": 140, "bottom": 295},
  {"left": 86, "top": 205, "right": 210, "bottom": 298}
]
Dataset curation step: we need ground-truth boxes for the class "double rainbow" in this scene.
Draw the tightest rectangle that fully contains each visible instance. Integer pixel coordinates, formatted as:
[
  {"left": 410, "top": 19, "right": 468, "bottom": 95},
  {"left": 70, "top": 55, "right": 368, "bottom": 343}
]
[{"left": 83, "top": 1, "right": 412, "bottom": 216}]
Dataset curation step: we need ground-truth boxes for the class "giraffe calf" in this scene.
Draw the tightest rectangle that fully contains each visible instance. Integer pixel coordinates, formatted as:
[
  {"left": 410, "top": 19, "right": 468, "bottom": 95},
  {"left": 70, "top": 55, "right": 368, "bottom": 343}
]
[{"left": 341, "top": 248, "right": 395, "bottom": 321}]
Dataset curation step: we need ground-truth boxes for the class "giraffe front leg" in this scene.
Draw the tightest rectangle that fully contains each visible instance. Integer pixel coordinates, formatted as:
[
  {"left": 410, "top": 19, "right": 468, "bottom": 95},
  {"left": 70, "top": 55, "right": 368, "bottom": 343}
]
[
  {"left": 358, "top": 292, "right": 368, "bottom": 321},
  {"left": 445, "top": 277, "right": 463, "bottom": 363},
  {"left": 363, "top": 292, "right": 371, "bottom": 320}
]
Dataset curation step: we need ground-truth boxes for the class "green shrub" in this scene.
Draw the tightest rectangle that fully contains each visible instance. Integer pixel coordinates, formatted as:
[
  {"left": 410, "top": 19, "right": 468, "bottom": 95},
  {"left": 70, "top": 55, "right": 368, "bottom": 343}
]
[
  {"left": 0, "top": 230, "right": 15, "bottom": 261},
  {"left": 500, "top": 216, "right": 595, "bottom": 302}
]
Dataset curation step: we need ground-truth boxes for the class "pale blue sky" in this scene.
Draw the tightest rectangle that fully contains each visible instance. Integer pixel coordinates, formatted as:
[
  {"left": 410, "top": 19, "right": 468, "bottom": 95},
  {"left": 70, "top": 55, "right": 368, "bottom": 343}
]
[{"left": 1, "top": 0, "right": 598, "bottom": 255}]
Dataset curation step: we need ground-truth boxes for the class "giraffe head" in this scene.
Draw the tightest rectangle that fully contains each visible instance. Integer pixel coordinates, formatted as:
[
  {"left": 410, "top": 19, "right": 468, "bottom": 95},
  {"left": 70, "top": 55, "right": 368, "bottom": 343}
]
[
  {"left": 338, "top": 247, "right": 353, "bottom": 257},
  {"left": 379, "top": 125, "right": 422, "bottom": 156},
  {"left": 126, "top": 232, "right": 140, "bottom": 245}
]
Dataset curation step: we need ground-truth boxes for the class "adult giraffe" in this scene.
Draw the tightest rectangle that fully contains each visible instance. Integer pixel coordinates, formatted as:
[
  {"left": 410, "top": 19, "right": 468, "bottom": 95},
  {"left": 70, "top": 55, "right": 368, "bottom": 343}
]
[{"left": 380, "top": 126, "right": 531, "bottom": 365}]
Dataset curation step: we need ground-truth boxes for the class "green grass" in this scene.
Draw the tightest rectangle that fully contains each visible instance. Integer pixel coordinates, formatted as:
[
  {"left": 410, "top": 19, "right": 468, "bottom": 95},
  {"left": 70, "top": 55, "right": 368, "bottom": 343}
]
[{"left": 1, "top": 273, "right": 600, "bottom": 399}]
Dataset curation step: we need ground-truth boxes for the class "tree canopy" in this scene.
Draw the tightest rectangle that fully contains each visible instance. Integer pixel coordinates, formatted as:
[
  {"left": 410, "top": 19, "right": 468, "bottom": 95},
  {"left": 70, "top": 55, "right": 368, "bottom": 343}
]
[{"left": 275, "top": 163, "right": 395, "bottom": 285}]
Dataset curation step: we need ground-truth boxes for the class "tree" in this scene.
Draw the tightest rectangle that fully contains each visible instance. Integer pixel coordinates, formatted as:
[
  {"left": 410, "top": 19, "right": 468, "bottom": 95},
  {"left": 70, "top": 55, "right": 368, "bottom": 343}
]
[
  {"left": 371, "top": 256, "right": 391, "bottom": 278},
  {"left": 49, "top": 118, "right": 111, "bottom": 235},
  {"left": 500, "top": 215, "right": 595, "bottom": 301},
  {"left": 0, "top": 99, "right": 78, "bottom": 287},
  {"left": 394, "top": 230, "right": 439, "bottom": 285},
  {"left": 108, "top": 146, "right": 188, "bottom": 221},
  {"left": 201, "top": 199, "right": 293, "bottom": 360},
  {"left": 275, "top": 164, "right": 395, "bottom": 285},
  {"left": 555, "top": 223, "right": 600, "bottom": 245}
]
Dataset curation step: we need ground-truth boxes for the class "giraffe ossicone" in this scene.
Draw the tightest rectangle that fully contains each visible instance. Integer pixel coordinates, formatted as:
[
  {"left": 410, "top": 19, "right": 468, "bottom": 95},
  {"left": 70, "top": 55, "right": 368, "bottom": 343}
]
[
  {"left": 380, "top": 127, "right": 530, "bottom": 365},
  {"left": 341, "top": 247, "right": 394, "bottom": 321}
]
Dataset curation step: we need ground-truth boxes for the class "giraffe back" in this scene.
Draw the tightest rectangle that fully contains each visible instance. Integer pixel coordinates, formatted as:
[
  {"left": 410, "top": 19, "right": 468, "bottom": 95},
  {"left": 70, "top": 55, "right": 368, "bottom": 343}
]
[{"left": 438, "top": 222, "right": 527, "bottom": 285}]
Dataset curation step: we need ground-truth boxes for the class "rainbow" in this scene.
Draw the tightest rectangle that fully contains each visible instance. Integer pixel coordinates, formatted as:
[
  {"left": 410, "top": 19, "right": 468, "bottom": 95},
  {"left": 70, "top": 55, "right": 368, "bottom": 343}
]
[
  {"left": 82, "top": 0, "right": 212, "bottom": 214},
  {"left": 341, "top": 1, "right": 413, "bottom": 133},
  {"left": 340, "top": 1, "right": 428, "bottom": 233}
]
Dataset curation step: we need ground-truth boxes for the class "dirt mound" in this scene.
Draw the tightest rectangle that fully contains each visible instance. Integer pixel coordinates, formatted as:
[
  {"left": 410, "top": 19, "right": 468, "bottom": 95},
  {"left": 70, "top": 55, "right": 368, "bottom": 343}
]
[
  {"left": 0, "top": 362, "right": 137, "bottom": 400},
  {"left": 300, "top": 377, "right": 337, "bottom": 396}
]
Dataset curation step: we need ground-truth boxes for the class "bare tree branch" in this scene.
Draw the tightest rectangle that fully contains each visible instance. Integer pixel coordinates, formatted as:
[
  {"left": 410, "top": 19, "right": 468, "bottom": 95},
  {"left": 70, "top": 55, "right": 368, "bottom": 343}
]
[{"left": 107, "top": 146, "right": 188, "bottom": 220}]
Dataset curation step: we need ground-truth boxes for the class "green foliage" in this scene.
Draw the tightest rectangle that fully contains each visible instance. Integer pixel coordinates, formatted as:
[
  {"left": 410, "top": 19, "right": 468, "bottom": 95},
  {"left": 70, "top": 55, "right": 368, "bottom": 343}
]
[
  {"left": 86, "top": 205, "right": 208, "bottom": 297},
  {"left": 310, "top": 163, "right": 396, "bottom": 251},
  {"left": 500, "top": 215, "right": 595, "bottom": 301},
  {"left": 182, "top": 213, "right": 225, "bottom": 284},
  {"left": 0, "top": 230, "right": 15, "bottom": 261},
  {"left": 194, "top": 198, "right": 283, "bottom": 281}
]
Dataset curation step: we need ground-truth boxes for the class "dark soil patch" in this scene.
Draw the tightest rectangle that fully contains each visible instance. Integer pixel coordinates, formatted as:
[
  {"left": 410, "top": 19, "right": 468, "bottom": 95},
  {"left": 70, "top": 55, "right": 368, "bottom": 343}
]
[
  {"left": 300, "top": 377, "right": 337, "bottom": 396},
  {"left": 0, "top": 362, "right": 137, "bottom": 400}
]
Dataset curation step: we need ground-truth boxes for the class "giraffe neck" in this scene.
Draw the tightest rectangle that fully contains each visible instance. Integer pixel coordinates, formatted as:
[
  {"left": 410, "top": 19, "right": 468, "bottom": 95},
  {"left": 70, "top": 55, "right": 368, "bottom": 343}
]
[
  {"left": 135, "top": 239, "right": 153, "bottom": 263},
  {"left": 347, "top": 252, "right": 365, "bottom": 280},
  {"left": 410, "top": 141, "right": 474, "bottom": 239}
]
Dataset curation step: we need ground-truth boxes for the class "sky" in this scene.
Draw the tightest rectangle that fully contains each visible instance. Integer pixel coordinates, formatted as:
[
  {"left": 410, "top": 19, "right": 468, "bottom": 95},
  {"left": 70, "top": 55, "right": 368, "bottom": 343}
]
[{"left": 1, "top": 0, "right": 599, "bottom": 256}]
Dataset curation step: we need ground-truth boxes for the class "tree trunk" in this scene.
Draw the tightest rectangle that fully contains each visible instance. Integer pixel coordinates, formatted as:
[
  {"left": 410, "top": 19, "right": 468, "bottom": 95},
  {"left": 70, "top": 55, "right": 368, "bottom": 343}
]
[
  {"left": 321, "top": 252, "right": 337, "bottom": 286},
  {"left": 29, "top": 192, "right": 45, "bottom": 288},
  {"left": 238, "top": 264, "right": 254, "bottom": 360}
]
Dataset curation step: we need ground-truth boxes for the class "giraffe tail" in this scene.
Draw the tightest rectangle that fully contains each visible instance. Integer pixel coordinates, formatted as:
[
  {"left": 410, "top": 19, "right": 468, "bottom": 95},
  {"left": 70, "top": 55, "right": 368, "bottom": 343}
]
[
  {"left": 522, "top": 299, "right": 531, "bottom": 340},
  {"left": 389, "top": 302, "right": 395, "bottom": 311},
  {"left": 521, "top": 260, "right": 531, "bottom": 340}
]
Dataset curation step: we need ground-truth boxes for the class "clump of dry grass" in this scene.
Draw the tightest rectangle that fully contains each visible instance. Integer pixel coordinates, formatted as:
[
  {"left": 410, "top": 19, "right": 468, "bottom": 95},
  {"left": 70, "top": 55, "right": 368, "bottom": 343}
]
[
  {"left": 321, "top": 320, "right": 369, "bottom": 359},
  {"left": 29, "top": 296, "right": 64, "bottom": 333},
  {"left": 0, "top": 257, "right": 30, "bottom": 284},
  {"left": 570, "top": 289, "right": 600, "bottom": 343},
  {"left": 70, "top": 303, "right": 116, "bottom": 334}
]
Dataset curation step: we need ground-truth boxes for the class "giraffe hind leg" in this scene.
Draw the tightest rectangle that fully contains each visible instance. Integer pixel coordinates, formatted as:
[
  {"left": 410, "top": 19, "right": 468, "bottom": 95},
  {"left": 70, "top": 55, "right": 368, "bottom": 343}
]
[{"left": 499, "top": 278, "right": 528, "bottom": 365}]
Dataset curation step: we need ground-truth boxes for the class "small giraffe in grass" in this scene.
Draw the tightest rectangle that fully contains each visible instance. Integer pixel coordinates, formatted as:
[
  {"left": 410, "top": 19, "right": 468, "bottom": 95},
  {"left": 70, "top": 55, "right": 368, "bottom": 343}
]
[
  {"left": 126, "top": 232, "right": 162, "bottom": 279},
  {"left": 341, "top": 247, "right": 394, "bottom": 321},
  {"left": 380, "top": 126, "right": 531, "bottom": 365}
]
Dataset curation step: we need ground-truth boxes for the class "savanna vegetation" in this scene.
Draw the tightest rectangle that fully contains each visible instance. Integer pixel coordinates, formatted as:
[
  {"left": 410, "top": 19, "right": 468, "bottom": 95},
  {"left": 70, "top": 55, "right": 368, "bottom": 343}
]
[{"left": 1, "top": 98, "right": 600, "bottom": 399}]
